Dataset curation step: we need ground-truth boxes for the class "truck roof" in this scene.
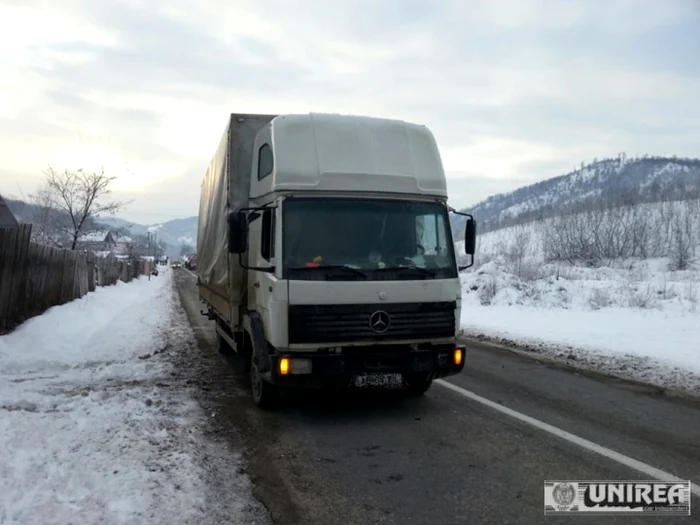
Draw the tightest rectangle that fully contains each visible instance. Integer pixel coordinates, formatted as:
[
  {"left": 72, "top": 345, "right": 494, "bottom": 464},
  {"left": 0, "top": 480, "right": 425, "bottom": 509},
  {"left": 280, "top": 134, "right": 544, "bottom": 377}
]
[{"left": 253, "top": 112, "right": 448, "bottom": 199}]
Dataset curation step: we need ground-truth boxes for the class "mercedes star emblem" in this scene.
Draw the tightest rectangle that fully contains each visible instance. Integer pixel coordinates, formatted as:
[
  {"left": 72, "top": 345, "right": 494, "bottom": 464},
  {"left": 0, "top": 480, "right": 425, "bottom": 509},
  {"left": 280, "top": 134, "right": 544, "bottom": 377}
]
[{"left": 369, "top": 310, "right": 390, "bottom": 333}]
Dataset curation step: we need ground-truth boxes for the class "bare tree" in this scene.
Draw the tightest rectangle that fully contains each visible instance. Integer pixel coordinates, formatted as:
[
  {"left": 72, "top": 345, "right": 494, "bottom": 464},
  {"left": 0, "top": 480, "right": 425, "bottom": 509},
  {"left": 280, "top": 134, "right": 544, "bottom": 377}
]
[
  {"left": 130, "top": 234, "right": 168, "bottom": 258},
  {"left": 669, "top": 206, "right": 696, "bottom": 270},
  {"left": 180, "top": 243, "right": 195, "bottom": 256},
  {"left": 29, "top": 186, "right": 67, "bottom": 247},
  {"left": 505, "top": 225, "right": 531, "bottom": 277},
  {"left": 156, "top": 239, "right": 168, "bottom": 258},
  {"left": 31, "top": 167, "right": 131, "bottom": 250},
  {"left": 129, "top": 235, "right": 150, "bottom": 258}
]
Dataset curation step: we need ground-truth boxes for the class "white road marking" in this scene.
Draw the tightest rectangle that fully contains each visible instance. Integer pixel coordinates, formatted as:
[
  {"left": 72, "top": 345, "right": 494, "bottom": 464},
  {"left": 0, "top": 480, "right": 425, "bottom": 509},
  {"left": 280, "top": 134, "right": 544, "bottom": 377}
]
[{"left": 436, "top": 379, "right": 700, "bottom": 498}]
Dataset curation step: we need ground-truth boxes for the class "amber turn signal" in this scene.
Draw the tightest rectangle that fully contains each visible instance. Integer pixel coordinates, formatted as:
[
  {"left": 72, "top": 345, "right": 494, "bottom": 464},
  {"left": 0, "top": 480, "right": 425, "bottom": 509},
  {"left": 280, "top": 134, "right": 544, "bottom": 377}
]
[{"left": 279, "top": 357, "right": 291, "bottom": 375}]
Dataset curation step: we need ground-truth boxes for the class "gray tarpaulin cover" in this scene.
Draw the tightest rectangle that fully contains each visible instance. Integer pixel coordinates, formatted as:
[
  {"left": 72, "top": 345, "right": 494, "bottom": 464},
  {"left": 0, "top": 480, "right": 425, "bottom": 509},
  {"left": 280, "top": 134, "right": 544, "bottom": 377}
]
[{"left": 197, "top": 114, "right": 276, "bottom": 310}]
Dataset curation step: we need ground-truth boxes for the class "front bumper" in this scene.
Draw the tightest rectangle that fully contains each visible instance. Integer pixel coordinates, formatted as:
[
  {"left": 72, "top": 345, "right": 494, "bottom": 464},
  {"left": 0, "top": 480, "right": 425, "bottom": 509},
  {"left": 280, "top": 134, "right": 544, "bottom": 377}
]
[{"left": 265, "top": 343, "right": 465, "bottom": 388}]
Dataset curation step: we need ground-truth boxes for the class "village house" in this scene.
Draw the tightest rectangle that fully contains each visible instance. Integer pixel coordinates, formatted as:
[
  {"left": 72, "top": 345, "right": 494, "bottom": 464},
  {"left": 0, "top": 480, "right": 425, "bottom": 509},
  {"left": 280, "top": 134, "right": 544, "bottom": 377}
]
[
  {"left": 114, "top": 235, "right": 134, "bottom": 255},
  {"left": 76, "top": 230, "right": 118, "bottom": 253},
  {"left": 0, "top": 194, "right": 18, "bottom": 228}
]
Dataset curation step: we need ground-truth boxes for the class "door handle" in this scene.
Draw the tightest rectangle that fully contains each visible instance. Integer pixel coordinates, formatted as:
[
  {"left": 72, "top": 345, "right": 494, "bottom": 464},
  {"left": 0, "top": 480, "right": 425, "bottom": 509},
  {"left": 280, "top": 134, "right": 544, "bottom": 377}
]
[{"left": 254, "top": 282, "right": 260, "bottom": 288}]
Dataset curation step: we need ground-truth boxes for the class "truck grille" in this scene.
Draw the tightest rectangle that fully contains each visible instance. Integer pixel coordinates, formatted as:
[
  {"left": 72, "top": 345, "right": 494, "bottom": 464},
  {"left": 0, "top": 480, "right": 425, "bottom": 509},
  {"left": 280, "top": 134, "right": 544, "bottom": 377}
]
[{"left": 288, "top": 302, "right": 456, "bottom": 344}]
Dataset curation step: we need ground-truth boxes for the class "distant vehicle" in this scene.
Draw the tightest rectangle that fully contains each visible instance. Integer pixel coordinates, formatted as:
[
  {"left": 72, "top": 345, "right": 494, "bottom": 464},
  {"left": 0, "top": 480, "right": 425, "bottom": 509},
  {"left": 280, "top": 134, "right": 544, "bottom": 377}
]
[
  {"left": 196, "top": 112, "right": 476, "bottom": 409},
  {"left": 172, "top": 262, "right": 181, "bottom": 269},
  {"left": 184, "top": 254, "right": 197, "bottom": 270}
]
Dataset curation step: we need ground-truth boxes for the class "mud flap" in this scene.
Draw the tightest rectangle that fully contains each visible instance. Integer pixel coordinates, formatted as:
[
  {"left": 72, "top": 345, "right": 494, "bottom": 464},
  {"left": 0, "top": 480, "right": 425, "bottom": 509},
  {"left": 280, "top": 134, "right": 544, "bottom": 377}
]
[{"left": 246, "top": 312, "right": 271, "bottom": 374}]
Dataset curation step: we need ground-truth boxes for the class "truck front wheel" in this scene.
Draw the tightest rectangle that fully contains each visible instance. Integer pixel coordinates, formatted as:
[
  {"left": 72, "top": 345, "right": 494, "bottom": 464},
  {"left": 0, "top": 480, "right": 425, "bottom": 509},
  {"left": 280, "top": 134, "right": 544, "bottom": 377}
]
[{"left": 250, "top": 361, "right": 279, "bottom": 409}]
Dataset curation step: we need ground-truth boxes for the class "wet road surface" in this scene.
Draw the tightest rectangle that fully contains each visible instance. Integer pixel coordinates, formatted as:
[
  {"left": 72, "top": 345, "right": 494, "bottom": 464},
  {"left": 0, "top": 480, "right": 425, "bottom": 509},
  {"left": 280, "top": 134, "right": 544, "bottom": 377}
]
[{"left": 174, "top": 269, "right": 700, "bottom": 525}]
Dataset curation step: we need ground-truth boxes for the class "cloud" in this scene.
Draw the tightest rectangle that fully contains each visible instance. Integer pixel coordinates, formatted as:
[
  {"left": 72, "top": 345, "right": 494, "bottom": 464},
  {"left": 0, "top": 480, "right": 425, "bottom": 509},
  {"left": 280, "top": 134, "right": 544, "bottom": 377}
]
[{"left": 0, "top": 0, "right": 698, "bottom": 224}]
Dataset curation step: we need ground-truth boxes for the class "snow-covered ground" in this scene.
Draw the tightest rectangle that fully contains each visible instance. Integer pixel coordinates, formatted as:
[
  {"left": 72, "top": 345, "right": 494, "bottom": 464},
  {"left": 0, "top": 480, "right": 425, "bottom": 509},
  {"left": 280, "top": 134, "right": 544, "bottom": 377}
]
[
  {"left": 0, "top": 267, "right": 266, "bottom": 525},
  {"left": 459, "top": 247, "right": 700, "bottom": 397}
]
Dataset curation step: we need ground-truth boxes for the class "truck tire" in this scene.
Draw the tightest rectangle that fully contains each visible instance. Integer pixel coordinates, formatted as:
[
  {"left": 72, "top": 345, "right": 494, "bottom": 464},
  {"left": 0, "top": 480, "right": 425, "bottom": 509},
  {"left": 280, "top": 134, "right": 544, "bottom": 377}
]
[
  {"left": 404, "top": 373, "right": 433, "bottom": 396},
  {"left": 250, "top": 361, "right": 279, "bottom": 409}
]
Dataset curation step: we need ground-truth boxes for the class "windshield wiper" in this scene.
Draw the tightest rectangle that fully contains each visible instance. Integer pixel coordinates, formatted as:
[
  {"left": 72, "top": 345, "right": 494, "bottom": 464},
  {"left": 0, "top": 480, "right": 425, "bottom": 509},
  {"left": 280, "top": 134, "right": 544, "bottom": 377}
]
[
  {"left": 289, "top": 265, "right": 367, "bottom": 278},
  {"left": 378, "top": 265, "right": 436, "bottom": 277}
]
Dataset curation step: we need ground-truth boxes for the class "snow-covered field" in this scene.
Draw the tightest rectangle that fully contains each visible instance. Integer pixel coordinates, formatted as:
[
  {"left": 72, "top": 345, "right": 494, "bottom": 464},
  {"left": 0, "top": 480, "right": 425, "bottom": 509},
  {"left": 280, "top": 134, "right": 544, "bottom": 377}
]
[
  {"left": 458, "top": 215, "right": 700, "bottom": 397},
  {"left": 0, "top": 267, "right": 266, "bottom": 525}
]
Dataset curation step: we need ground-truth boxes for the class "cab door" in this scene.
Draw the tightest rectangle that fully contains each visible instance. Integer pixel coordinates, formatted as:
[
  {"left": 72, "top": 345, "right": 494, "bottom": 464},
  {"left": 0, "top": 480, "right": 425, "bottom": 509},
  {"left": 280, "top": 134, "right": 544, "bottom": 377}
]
[{"left": 249, "top": 205, "right": 278, "bottom": 339}]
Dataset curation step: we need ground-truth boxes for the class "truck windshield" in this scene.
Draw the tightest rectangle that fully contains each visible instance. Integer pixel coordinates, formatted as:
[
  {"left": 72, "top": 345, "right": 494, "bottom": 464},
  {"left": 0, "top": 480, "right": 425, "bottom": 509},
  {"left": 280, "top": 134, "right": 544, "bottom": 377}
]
[{"left": 282, "top": 197, "right": 457, "bottom": 280}]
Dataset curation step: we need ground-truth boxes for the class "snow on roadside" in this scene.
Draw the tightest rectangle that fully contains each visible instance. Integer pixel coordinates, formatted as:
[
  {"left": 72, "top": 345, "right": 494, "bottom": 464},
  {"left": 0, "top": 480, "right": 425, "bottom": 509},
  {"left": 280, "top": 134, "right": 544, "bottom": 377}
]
[
  {"left": 0, "top": 267, "right": 267, "bottom": 525},
  {"left": 460, "top": 258, "right": 700, "bottom": 397}
]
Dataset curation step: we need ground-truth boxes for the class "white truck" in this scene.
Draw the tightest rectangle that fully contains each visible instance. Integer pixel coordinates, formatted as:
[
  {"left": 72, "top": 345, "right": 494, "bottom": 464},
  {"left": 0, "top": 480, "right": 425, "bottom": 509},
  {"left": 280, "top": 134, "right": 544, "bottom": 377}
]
[{"left": 196, "top": 112, "right": 476, "bottom": 409}]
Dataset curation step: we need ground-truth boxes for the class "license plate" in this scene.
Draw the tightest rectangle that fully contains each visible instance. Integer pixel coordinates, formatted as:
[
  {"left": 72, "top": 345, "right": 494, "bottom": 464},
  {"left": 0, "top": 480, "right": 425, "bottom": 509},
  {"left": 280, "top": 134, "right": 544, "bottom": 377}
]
[{"left": 353, "top": 373, "right": 403, "bottom": 388}]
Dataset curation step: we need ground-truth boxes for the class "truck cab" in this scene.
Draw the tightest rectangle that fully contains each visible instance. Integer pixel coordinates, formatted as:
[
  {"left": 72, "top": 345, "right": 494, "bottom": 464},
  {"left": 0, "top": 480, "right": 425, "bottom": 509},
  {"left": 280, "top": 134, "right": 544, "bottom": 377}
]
[{"left": 198, "top": 113, "right": 476, "bottom": 409}]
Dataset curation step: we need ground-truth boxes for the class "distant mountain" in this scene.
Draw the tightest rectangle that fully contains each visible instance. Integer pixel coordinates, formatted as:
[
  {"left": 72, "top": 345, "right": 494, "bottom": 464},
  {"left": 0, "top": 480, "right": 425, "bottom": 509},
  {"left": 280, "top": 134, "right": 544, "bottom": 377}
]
[
  {"left": 10, "top": 153, "right": 699, "bottom": 255},
  {"left": 2, "top": 197, "right": 37, "bottom": 224},
  {"left": 451, "top": 155, "right": 700, "bottom": 238},
  {"left": 139, "top": 216, "right": 198, "bottom": 252},
  {"left": 93, "top": 216, "right": 149, "bottom": 236},
  {"left": 83, "top": 217, "right": 197, "bottom": 258},
  {"left": 3, "top": 196, "right": 198, "bottom": 258},
  {"left": 3, "top": 196, "right": 104, "bottom": 242},
  {"left": 94, "top": 215, "right": 199, "bottom": 257},
  {"left": 90, "top": 215, "right": 198, "bottom": 249}
]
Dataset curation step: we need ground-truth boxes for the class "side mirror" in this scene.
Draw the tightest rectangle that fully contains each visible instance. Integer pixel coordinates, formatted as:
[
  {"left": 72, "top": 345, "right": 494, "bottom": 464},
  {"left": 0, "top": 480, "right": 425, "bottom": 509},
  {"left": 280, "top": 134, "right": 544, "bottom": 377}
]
[
  {"left": 228, "top": 211, "right": 248, "bottom": 254},
  {"left": 464, "top": 217, "right": 476, "bottom": 255}
]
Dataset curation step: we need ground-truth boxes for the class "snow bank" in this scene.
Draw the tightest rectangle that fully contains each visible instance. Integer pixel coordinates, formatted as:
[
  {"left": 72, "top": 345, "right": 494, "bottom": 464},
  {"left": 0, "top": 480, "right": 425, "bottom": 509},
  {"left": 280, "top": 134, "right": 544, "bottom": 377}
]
[
  {"left": 0, "top": 268, "right": 264, "bottom": 525},
  {"left": 1, "top": 275, "right": 173, "bottom": 376},
  {"left": 460, "top": 257, "right": 700, "bottom": 395},
  {"left": 455, "top": 198, "right": 700, "bottom": 396}
]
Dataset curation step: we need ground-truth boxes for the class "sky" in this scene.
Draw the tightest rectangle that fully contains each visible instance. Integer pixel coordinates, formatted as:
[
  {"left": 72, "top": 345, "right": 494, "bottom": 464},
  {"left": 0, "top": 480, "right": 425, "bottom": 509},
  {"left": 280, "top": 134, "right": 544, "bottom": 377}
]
[{"left": 0, "top": 0, "right": 698, "bottom": 225}]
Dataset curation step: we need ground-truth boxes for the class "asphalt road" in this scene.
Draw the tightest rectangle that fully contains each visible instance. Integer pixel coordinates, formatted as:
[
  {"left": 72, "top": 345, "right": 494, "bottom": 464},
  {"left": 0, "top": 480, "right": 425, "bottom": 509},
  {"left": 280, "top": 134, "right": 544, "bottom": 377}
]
[{"left": 174, "top": 269, "right": 700, "bottom": 525}]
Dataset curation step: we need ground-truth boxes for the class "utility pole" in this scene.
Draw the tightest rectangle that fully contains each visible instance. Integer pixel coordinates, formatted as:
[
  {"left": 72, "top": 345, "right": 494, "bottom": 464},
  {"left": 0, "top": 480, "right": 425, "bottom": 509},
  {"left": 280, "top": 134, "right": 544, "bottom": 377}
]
[{"left": 147, "top": 232, "right": 152, "bottom": 281}]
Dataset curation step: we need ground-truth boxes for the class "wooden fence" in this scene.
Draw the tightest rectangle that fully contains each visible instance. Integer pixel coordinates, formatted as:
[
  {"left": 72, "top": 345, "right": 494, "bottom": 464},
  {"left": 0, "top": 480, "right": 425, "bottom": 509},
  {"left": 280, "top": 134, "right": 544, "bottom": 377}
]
[{"left": 0, "top": 224, "right": 153, "bottom": 334}]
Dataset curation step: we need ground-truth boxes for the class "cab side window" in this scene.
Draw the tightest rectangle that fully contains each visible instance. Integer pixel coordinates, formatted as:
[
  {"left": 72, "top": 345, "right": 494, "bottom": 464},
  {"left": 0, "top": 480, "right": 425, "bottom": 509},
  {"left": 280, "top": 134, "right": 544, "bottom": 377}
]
[{"left": 258, "top": 144, "right": 273, "bottom": 180}]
